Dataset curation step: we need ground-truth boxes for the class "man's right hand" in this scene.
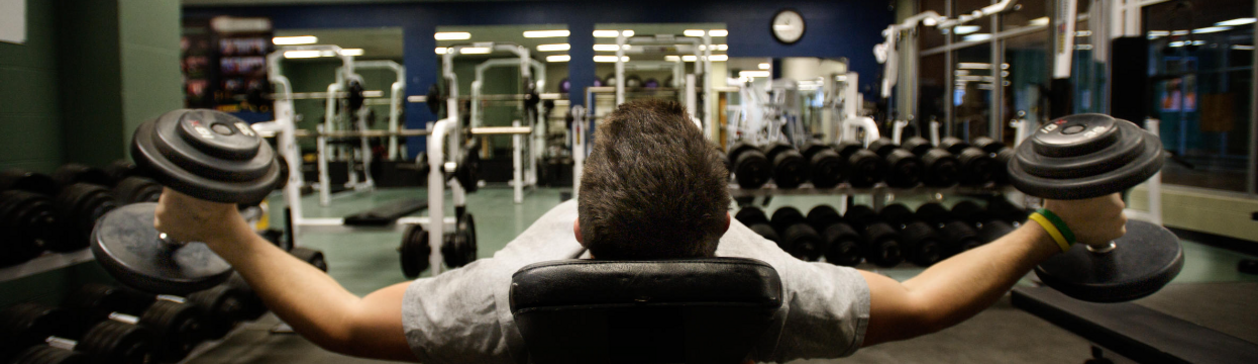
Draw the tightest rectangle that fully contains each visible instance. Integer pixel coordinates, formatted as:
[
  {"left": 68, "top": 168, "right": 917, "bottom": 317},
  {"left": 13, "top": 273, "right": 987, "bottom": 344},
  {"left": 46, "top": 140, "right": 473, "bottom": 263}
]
[
  {"left": 1043, "top": 193, "right": 1128, "bottom": 248},
  {"left": 153, "top": 188, "right": 251, "bottom": 248}
]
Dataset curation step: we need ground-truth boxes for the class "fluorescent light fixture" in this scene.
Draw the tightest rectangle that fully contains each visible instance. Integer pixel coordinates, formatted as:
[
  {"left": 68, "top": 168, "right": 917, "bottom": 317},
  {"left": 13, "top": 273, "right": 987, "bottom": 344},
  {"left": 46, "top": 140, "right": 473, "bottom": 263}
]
[
  {"left": 665, "top": 55, "right": 681, "bottom": 62},
  {"left": 954, "top": 25, "right": 981, "bottom": 35},
  {"left": 523, "top": 30, "right": 570, "bottom": 38},
  {"left": 435, "top": 47, "right": 448, "bottom": 55},
  {"left": 593, "top": 55, "right": 629, "bottom": 62},
  {"left": 710, "top": 29, "right": 728, "bottom": 37},
  {"left": 273, "top": 35, "right": 317, "bottom": 45},
  {"left": 1168, "top": 40, "right": 1205, "bottom": 48},
  {"left": 957, "top": 62, "right": 989, "bottom": 69},
  {"left": 1233, "top": 45, "right": 1255, "bottom": 50},
  {"left": 536, "top": 43, "right": 570, "bottom": 52},
  {"left": 955, "top": 70, "right": 970, "bottom": 76},
  {"left": 283, "top": 50, "right": 323, "bottom": 59},
  {"left": 923, "top": 18, "right": 938, "bottom": 26},
  {"left": 758, "top": 63, "right": 770, "bottom": 70},
  {"left": 1192, "top": 26, "right": 1232, "bottom": 34},
  {"left": 963, "top": 33, "right": 992, "bottom": 42},
  {"left": 1075, "top": 44, "right": 1094, "bottom": 50},
  {"left": 1216, "top": 18, "right": 1257, "bottom": 26},
  {"left": 434, "top": 32, "right": 471, "bottom": 41},
  {"left": 699, "top": 44, "right": 729, "bottom": 51},
  {"left": 339, "top": 48, "right": 364, "bottom": 56},
  {"left": 1029, "top": 17, "right": 1050, "bottom": 26},
  {"left": 683, "top": 29, "right": 706, "bottom": 37},
  {"left": 459, "top": 47, "right": 491, "bottom": 54},
  {"left": 1075, "top": 30, "right": 1092, "bottom": 37},
  {"left": 682, "top": 55, "right": 698, "bottom": 62},
  {"left": 708, "top": 55, "right": 728, "bottom": 61},
  {"left": 592, "top": 44, "right": 629, "bottom": 51},
  {"left": 738, "top": 70, "right": 770, "bottom": 78},
  {"left": 1147, "top": 30, "right": 1170, "bottom": 39},
  {"left": 593, "top": 30, "right": 633, "bottom": 38},
  {"left": 1172, "top": 30, "right": 1189, "bottom": 36},
  {"left": 546, "top": 55, "right": 571, "bottom": 62}
]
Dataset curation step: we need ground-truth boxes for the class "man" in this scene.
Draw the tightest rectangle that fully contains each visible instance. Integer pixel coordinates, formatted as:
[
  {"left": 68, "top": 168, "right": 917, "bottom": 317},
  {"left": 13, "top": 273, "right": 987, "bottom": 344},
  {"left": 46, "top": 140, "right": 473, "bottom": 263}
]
[{"left": 154, "top": 100, "right": 1126, "bottom": 363}]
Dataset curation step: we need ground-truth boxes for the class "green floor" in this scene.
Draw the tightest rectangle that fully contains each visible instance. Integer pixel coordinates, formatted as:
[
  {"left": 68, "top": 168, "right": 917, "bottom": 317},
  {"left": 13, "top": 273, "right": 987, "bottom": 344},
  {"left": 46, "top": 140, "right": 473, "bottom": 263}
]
[{"left": 183, "top": 186, "right": 1258, "bottom": 364}]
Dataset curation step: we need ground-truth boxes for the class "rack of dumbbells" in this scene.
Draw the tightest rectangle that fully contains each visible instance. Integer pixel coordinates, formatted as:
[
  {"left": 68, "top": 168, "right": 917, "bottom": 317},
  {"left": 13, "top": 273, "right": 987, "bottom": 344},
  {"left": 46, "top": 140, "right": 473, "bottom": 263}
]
[
  {"left": 728, "top": 134, "right": 1024, "bottom": 268},
  {"left": 0, "top": 250, "right": 326, "bottom": 364}
]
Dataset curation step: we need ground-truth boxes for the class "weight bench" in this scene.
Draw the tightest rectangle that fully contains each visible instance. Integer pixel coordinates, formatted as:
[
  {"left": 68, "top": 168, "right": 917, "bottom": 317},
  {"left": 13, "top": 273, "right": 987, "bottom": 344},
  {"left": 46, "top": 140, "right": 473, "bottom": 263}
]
[
  {"left": 1011, "top": 285, "right": 1258, "bottom": 363},
  {"left": 343, "top": 198, "right": 428, "bottom": 226},
  {"left": 510, "top": 258, "right": 783, "bottom": 364}
]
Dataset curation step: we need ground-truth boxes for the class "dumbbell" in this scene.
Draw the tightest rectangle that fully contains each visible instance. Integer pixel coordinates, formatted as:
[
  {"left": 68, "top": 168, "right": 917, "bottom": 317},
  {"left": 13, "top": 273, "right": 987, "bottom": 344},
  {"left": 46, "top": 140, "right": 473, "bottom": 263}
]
[
  {"left": 112, "top": 177, "right": 163, "bottom": 205},
  {"left": 801, "top": 142, "right": 847, "bottom": 188},
  {"left": 763, "top": 142, "right": 807, "bottom": 189},
  {"left": 1008, "top": 113, "right": 1182, "bottom": 302},
  {"left": 441, "top": 211, "right": 478, "bottom": 268},
  {"left": 63, "top": 285, "right": 204, "bottom": 362},
  {"left": 834, "top": 141, "right": 887, "bottom": 188},
  {"left": 186, "top": 286, "right": 249, "bottom": 339},
  {"left": 939, "top": 137, "right": 999, "bottom": 185},
  {"left": 972, "top": 137, "right": 1014, "bottom": 184},
  {"left": 879, "top": 204, "right": 945, "bottom": 267},
  {"left": 769, "top": 207, "right": 826, "bottom": 261},
  {"left": 866, "top": 138, "right": 924, "bottom": 188},
  {"left": 0, "top": 190, "right": 60, "bottom": 267},
  {"left": 901, "top": 137, "right": 961, "bottom": 187},
  {"left": 0, "top": 169, "right": 58, "bottom": 196},
  {"left": 915, "top": 203, "right": 984, "bottom": 257},
  {"left": 843, "top": 205, "right": 904, "bottom": 267},
  {"left": 949, "top": 201, "right": 1017, "bottom": 244},
  {"left": 104, "top": 160, "right": 139, "bottom": 186},
  {"left": 289, "top": 247, "right": 328, "bottom": 272},
  {"left": 986, "top": 197, "right": 1030, "bottom": 224},
  {"left": 89, "top": 109, "right": 283, "bottom": 294},
  {"left": 726, "top": 142, "right": 771, "bottom": 189},
  {"left": 223, "top": 273, "right": 268, "bottom": 321},
  {"left": 805, "top": 205, "right": 862, "bottom": 266},
  {"left": 400, "top": 225, "right": 432, "bottom": 278},
  {"left": 51, "top": 164, "right": 111, "bottom": 190},
  {"left": 734, "top": 207, "right": 780, "bottom": 244},
  {"left": 55, "top": 183, "right": 118, "bottom": 253},
  {"left": 0, "top": 302, "right": 151, "bottom": 364}
]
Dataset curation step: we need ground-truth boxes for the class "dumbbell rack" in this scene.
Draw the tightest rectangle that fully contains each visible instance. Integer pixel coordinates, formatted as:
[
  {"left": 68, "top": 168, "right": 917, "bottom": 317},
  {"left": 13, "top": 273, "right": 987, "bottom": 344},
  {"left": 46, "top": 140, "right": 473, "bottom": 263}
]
[
  {"left": 0, "top": 250, "right": 95, "bottom": 283},
  {"left": 730, "top": 183, "right": 1014, "bottom": 209}
]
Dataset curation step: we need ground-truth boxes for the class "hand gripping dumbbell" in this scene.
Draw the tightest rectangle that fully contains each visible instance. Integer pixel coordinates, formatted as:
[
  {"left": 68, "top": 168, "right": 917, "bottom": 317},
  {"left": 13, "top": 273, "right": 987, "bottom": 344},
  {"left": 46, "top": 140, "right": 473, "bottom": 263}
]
[
  {"left": 63, "top": 284, "right": 204, "bottom": 362},
  {"left": 1, "top": 302, "right": 151, "bottom": 364},
  {"left": 900, "top": 137, "right": 961, "bottom": 187},
  {"left": 949, "top": 201, "right": 1017, "bottom": 244},
  {"left": 90, "top": 109, "right": 284, "bottom": 294},
  {"left": 971, "top": 137, "right": 1015, "bottom": 184},
  {"left": 866, "top": 138, "right": 924, "bottom": 188},
  {"left": 833, "top": 141, "right": 888, "bottom": 188},
  {"left": 769, "top": 207, "right": 827, "bottom": 261},
  {"left": 843, "top": 205, "right": 904, "bottom": 267},
  {"left": 763, "top": 142, "right": 808, "bottom": 189},
  {"left": 726, "top": 142, "right": 771, "bottom": 189},
  {"left": 801, "top": 142, "right": 847, "bottom": 188},
  {"left": 1008, "top": 113, "right": 1182, "bottom": 302},
  {"left": 805, "top": 205, "right": 862, "bottom": 266},
  {"left": 735, "top": 207, "right": 780, "bottom": 244},
  {"left": 915, "top": 203, "right": 984, "bottom": 257},
  {"left": 878, "top": 204, "right": 945, "bottom": 267},
  {"left": 939, "top": 137, "right": 999, "bottom": 185}
]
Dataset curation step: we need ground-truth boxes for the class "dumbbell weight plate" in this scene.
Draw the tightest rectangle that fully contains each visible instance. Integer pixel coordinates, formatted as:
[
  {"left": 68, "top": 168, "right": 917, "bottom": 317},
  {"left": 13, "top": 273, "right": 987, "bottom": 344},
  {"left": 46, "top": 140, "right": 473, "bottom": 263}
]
[
  {"left": 9, "top": 346, "right": 87, "bottom": 364},
  {"left": 1008, "top": 114, "right": 1163, "bottom": 199},
  {"left": 747, "top": 224, "right": 781, "bottom": 244},
  {"left": 0, "top": 169, "right": 58, "bottom": 196},
  {"left": 113, "top": 177, "right": 163, "bottom": 205},
  {"left": 53, "top": 183, "right": 117, "bottom": 252},
  {"left": 400, "top": 225, "right": 432, "bottom": 278},
  {"left": 0, "top": 303, "right": 76, "bottom": 359},
  {"left": 52, "top": 164, "right": 111, "bottom": 189},
  {"left": 0, "top": 191, "right": 59, "bottom": 267},
  {"left": 187, "top": 286, "right": 246, "bottom": 340},
  {"left": 91, "top": 203, "right": 232, "bottom": 295},
  {"left": 131, "top": 109, "right": 280, "bottom": 203},
  {"left": 139, "top": 300, "right": 203, "bottom": 362},
  {"left": 441, "top": 213, "right": 477, "bottom": 268},
  {"left": 821, "top": 223, "right": 863, "bottom": 266},
  {"left": 1035, "top": 220, "right": 1183, "bottom": 303},
  {"left": 728, "top": 143, "right": 771, "bottom": 189},
  {"left": 104, "top": 160, "right": 139, "bottom": 185},
  {"left": 224, "top": 273, "right": 267, "bottom": 320},
  {"left": 77, "top": 319, "right": 152, "bottom": 364},
  {"left": 290, "top": 247, "right": 328, "bottom": 272}
]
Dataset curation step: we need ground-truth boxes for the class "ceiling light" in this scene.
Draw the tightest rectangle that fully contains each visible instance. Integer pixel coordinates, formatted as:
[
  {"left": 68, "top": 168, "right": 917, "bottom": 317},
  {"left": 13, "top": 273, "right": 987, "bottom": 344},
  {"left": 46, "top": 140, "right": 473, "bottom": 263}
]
[
  {"left": 957, "top": 62, "right": 990, "bottom": 69},
  {"left": 683, "top": 29, "right": 705, "bottom": 37},
  {"left": 283, "top": 50, "right": 323, "bottom": 59},
  {"left": 954, "top": 25, "right": 981, "bottom": 35},
  {"left": 708, "top": 55, "right": 728, "bottom": 61},
  {"left": 537, "top": 43, "right": 570, "bottom": 52},
  {"left": 339, "top": 48, "right": 363, "bottom": 56},
  {"left": 593, "top": 30, "right": 633, "bottom": 38},
  {"left": 1029, "top": 17, "right": 1049, "bottom": 26},
  {"left": 273, "top": 36, "right": 317, "bottom": 45},
  {"left": 963, "top": 33, "right": 992, "bottom": 42},
  {"left": 593, "top": 55, "right": 629, "bottom": 63},
  {"left": 1193, "top": 26, "right": 1232, "bottom": 34},
  {"left": 758, "top": 63, "right": 770, "bottom": 70},
  {"left": 1216, "top": 18, "right": 1256, "bottom": 27},
  {"left": 665, "top": 55, "right": 681, "bottom": 62},
  {"left": 523, "top": 30, "right": 569, "bottom": 38},
  {"left": 592, "top": 44, "right": 628, "bottom": 51},
  {"left": 1075, "top": 30, "right": 1092, "bottom": 37},
  {"left": 682, "top": 55, "right": 698, "bottom": 62},
  {"left": 739, "top": 70, "right": 770, "bottom": 78},
  {"left": 435, "top": 47, "right": 448, "bottom": 55},
  {"left": 710, "top": 29, "right": 728, "bottom": 37},
  {"left": 546, "top": 55, "right": 571, "bottom": 62},
  {"left": 459, "top": 47, "right": 491, "bottom": 54},
  {"left": 1232, "top": 45, "right": 1255, "bottom": 50},
  {"left": 434, "top": 32, "right": 471, "bottom": 41}
]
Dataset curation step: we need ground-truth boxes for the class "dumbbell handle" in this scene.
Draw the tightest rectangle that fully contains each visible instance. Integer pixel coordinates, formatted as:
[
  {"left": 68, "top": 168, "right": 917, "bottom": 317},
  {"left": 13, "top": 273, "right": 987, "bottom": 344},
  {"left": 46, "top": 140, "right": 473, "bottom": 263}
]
[{"left": 45, "top": 336, "right": 78, "bottom": 351}]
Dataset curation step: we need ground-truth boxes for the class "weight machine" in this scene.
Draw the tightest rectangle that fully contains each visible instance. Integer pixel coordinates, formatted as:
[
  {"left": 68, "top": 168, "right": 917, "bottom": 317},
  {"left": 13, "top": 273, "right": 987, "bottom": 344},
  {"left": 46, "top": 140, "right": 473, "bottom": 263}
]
[
  {"left": 612, "top": 33, "right": 712, "bottom": 133},
  {"left": 470, "top": 56, "right": 545, "bottom": 203}
]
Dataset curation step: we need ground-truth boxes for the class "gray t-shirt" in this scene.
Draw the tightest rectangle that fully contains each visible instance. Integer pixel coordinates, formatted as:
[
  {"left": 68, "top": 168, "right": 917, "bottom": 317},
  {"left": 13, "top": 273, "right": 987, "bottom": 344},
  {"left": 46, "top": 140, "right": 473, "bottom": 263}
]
[{"left": 402, "top": 201, "right": 870, "bottom": 363}]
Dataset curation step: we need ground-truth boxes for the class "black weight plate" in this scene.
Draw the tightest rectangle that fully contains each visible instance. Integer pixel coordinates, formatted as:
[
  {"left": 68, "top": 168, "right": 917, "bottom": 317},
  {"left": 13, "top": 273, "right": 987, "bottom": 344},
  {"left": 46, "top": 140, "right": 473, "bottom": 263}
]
[
  {"left": 187, "top": 285, "right": 245, "bottom": 339},
  {"left": 0, "top": 303, "right": 74, "bottom": 356},
  {"left": 1034, "top": 220, "right": 1183, "bottom": 303},
  {"left": 91, "top": 203, "right": 232, "bottom": 295},
  {"left": 1009, "top": 116, "right": 1164, "bottom": 199},
  {"left": 140, "top": 300, "right": 203, "bottom": 362},
  {"left": 770, "top": 207, "right": 805, "bottom": 233},
  {"left": 805, "top": 205, "right": 842, "bottom": 230},
  {"left": 64, "top": 283, "right": 156, "bottom": 317},
  {"left": 802, "top": 144, "right": 847, "bottom": 188},
  {"left": 748, "top": 224, "right": 780, "bottom": 244},
  {"left": 734, "top": 207, "right": 770, "bottom": 227},
  {"left": 400, "top": 225, "right": 431, "bottom": 278},
  {"left": 846, "top": 150, "right": 887, "bottom": 187},
  {"left": 920, "top": 148, "right": 960, "bottom": 187},
  {"left": 290, "top": 247, "right": 327, "bottom": 272},
  {"left": 52, "top": 183, "right": 117, "bottom": 252},
  {"left": 52, "top": 164, "right": 111, "bottom": 189},
  {"left": 1014, "top": 119, "right": 1147, "bottom": 179},
  {"left": 0, "top": 169, "right": 58, "bottom": 196},
  {"left": 733, "top": 149, "right": 771, "bottom": 189},
  {"left": 113, "top": 177, "right": 162, "bottom": 205},
  {"left": 883, "top": 149, "right": 923, "bottom": 188},
  {"left": 765, "top": 144, "right": 806, "bottom": 189},
  {"left": 10, "top": 346, "right": 86, "bottom": 364},
  {"left": 79, "top": 319, "right": 151, "bottom": 364},
  {"left": 104, "top": 160, "right": 139, "bottom": 185},
  {"left": 822, "top": 223, "right": 862, "bottom": 266},
  {"left": 0, "top": 191, "right": 58, "bottom": 267},
  {"left": 132, "top": 110, "right": 280, "bottom": 203}
]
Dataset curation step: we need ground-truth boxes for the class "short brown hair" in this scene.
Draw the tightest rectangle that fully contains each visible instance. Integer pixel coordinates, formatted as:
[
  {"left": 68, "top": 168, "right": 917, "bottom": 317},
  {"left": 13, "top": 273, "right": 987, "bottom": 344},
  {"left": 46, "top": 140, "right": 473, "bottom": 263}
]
[{"left": 578, "top": 99, "right": 731, "bottom": 259}]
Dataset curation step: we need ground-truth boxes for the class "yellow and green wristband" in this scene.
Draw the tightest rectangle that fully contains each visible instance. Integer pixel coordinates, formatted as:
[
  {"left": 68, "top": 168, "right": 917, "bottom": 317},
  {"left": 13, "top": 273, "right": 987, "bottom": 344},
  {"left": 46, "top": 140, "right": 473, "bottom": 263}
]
[{"left": 1028, "top": 208, "right": 1076, "bottom": 252}]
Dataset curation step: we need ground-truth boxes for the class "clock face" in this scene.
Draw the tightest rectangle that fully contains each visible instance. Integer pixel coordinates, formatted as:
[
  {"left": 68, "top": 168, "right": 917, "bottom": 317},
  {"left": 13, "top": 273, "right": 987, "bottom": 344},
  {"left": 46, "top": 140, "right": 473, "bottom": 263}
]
[{"left": 772, "top": 9, "right": 805, "bottom": 44}]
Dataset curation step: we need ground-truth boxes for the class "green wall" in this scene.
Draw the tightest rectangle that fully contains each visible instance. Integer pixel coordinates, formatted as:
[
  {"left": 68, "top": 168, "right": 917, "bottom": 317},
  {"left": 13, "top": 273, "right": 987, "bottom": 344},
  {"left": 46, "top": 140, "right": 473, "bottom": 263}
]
[{"left": 0, "top": 0, "right": 65, "bottom": 173}]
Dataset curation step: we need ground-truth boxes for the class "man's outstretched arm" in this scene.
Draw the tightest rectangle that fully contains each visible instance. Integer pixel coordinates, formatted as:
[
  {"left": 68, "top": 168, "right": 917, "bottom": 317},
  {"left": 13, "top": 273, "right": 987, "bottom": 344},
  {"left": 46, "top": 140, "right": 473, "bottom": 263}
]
[
  {"left": 859, "top": 195, "right": 1127, "bottom": 346},
  {"left": 155, "top": 189, "right": 418, "bottom": 362}
]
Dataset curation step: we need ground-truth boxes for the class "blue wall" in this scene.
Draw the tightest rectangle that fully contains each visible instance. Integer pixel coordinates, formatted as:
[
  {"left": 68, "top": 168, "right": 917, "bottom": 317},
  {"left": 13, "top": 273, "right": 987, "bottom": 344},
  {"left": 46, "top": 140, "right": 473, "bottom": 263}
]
[{"left": 186, "top": 0, "right": 892, "bottom": 155}]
